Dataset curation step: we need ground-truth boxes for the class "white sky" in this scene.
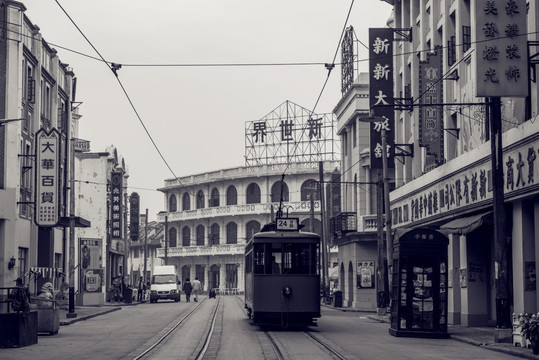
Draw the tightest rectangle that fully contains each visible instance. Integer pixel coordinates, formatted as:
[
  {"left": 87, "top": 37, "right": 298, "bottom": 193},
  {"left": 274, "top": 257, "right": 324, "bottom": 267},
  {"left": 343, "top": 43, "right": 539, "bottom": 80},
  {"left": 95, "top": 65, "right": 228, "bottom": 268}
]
[{"left": 22, "top": 0, "right": 392, "bottom": 220}]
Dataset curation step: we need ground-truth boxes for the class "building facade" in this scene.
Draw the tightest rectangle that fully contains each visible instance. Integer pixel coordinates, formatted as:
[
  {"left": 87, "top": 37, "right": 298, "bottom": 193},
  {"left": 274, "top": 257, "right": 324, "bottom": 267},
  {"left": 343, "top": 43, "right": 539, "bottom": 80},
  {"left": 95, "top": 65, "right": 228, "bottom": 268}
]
[
  {"left": 0, "top": 1, "right": 77, "bottom": 296},
  {"left": 157, "top": 161, "right": 339, "bottom": 293}
]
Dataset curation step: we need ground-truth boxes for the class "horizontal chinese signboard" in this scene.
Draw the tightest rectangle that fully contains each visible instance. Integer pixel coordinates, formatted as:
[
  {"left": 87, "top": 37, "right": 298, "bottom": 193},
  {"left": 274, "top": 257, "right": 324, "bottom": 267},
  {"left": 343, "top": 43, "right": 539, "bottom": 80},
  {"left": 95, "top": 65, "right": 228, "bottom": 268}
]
[{"left": 35, "top": 128, "right": 61, "bottom": 227}]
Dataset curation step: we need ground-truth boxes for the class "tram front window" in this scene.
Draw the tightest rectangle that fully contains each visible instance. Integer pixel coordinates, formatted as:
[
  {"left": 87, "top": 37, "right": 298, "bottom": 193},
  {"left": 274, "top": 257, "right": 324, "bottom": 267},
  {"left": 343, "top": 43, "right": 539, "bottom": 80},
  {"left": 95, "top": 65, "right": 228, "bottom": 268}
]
[{"left": 283, "top": 244, "right": 316, "bottom": 275}]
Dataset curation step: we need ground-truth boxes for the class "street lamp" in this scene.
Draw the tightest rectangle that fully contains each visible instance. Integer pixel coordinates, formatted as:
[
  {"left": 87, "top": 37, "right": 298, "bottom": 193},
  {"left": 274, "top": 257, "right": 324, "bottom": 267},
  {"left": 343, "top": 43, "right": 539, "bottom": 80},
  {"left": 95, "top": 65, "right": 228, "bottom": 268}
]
[
  {"left": 359, "top": 110, "right": 392, "bottom": 313},
  {"left": 0, "top": 118, "right": 25, "bottom": 126}
]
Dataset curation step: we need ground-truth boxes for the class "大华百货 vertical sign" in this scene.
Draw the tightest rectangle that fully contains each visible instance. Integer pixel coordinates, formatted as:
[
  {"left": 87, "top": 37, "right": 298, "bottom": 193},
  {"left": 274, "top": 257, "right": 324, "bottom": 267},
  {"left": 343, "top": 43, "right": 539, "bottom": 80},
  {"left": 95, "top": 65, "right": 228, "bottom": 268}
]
[
  {"left": 110, "top": 171, "right": 123, "bottom": 239},
  {"left": 369, "top": 28, "right": 395, "bottom": 169},
  {"left": 35, "top": 128, "right": 61, "bottom": 227},
  {"left": 419, "top": 46, "right": 444, "bottom": 164},
  {"left": 473, "top": 0, "right": 528, "bottom": 97},
  {"left": 130, "top": 192, "right": 140, "bottom": 241}
]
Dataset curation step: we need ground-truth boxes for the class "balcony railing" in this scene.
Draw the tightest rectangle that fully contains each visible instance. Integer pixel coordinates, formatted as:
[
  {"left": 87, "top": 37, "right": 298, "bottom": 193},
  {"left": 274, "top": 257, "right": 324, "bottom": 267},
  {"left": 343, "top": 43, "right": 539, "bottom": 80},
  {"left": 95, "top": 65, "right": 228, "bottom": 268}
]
[
  {"left": 73, "top": 138, "right": 91, "bottom": 152},
  {"left": 330, "top": 212, "right": 384, "bottom": 238},
  {"left": 158, "top": 200, "right": 321, "bottom": 222},
  {"left": 157, "top": 243, "right": 245, "bottom": 257}
]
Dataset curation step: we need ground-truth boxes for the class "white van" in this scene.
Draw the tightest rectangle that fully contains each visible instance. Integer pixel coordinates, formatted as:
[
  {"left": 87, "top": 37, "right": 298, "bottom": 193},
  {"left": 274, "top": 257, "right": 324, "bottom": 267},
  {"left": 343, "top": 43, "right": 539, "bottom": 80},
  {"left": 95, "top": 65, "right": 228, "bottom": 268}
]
[{"left": 150, "top": 265, "right": 181, "bottom": 303}]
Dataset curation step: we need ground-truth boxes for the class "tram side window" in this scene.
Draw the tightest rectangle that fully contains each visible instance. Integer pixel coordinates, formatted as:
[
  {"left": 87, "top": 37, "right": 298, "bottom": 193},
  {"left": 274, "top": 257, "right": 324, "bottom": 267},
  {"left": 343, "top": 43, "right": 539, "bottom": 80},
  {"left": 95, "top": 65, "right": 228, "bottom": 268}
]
[
  {"left": 282, "top": 244, "right": 316, "bottom": 274},
  {"left": 254, "top": 244, "right": 265, "bottom": 274},
  {"left": 245, "top": 252, "right": 252, "bottom": 273}
]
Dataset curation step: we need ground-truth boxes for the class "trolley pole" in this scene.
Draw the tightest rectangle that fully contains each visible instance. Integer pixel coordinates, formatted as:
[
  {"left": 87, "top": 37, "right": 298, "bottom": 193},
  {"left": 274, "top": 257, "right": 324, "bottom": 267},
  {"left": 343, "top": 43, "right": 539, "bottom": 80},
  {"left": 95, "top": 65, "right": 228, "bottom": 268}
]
[{"left": 144, "top": 208, "right": 148, "bottom": 284}]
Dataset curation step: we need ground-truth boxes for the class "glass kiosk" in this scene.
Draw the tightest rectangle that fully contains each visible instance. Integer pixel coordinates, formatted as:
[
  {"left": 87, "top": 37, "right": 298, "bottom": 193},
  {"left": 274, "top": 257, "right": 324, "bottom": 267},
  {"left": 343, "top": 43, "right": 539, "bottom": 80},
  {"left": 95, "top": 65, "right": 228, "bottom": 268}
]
[{"left": 389, "top": 228, "right": 449, "bottom": 338}]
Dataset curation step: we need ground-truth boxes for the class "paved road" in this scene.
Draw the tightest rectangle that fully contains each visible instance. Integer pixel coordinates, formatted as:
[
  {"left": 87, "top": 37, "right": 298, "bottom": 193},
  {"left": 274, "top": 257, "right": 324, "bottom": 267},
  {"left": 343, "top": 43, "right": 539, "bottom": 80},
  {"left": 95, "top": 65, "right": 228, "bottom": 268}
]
[{"left": 0, "top": 297, "right": 524, "bottom": 359}]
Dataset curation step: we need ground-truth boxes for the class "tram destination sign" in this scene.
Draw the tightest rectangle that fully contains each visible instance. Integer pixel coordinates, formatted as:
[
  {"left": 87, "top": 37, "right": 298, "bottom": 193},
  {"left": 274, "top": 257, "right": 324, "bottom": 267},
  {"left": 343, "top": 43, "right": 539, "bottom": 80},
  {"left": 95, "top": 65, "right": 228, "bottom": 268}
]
[{"left": 276, "top": 217, "right": 299, "bottom": 231}]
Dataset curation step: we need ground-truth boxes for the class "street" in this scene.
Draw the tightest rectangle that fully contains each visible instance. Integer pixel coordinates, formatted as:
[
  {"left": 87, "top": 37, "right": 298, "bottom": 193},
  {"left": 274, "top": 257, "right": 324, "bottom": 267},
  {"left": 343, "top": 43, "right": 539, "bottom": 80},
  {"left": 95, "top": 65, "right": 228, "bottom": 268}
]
[{"left": 1, "top": 296, "right": 522, "bottom": 360}]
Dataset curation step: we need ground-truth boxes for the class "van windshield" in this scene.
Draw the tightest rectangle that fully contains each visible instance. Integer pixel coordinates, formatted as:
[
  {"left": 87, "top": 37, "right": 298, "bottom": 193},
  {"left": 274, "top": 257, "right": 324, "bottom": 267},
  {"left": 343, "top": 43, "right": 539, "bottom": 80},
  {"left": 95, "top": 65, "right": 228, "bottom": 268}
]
[{"left": 152, "top": 275, "right": 176, "bottom": 284}]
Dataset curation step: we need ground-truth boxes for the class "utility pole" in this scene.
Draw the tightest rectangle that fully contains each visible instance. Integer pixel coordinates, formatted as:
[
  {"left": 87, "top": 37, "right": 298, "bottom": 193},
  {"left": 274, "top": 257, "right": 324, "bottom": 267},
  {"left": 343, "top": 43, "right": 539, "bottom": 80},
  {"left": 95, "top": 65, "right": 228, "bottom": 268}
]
[
  {"left": 381, "top": 126, "right": 392, "bottom": 309},
  {"left": 164, "top": 215, "right": 168, "bottom": 265},
  {"left": 319, "top": 161, "right": 329, "bottom": 301},
  {"left": 67, "top": 131, "right": 77, "bottom": 318},
  {"left": 489, "top": 97, "right": 509, "bottom": 328},
  {"left": 144, "top": 208, "right": 148, "bottom": 284}
]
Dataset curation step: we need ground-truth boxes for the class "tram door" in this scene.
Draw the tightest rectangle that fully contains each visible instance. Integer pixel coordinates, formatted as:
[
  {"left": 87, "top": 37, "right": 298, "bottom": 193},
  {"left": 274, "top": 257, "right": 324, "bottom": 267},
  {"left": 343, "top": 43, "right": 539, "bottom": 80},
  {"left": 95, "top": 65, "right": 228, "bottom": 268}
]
[{"left": 209, "top": 264, "right": 220, "bottom": 291}]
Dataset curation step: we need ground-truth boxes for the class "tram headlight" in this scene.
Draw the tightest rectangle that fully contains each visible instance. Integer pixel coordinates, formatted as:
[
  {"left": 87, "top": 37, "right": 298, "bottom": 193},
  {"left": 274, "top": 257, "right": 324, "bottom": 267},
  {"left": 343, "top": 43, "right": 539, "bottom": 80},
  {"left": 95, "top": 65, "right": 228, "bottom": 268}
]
[{"left": 282, "top": 285, "right": 292, "bottom": 297}]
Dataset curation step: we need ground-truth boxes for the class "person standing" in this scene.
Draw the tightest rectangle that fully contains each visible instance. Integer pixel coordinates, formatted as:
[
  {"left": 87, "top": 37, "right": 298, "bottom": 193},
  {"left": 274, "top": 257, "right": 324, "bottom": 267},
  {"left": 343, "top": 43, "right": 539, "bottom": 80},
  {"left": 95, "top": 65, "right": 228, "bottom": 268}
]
[
  {"left": 192, "top": 277, "right": 202, "bottom": 302},
  {"left": 183, "top": 278, "right": 193, "bottom": 302},
  {"left": 137, "top": 276, "right": 144, "bottom": 302},
  {"left": 10, "top": 278, "right": 30, "bottom": 314}
]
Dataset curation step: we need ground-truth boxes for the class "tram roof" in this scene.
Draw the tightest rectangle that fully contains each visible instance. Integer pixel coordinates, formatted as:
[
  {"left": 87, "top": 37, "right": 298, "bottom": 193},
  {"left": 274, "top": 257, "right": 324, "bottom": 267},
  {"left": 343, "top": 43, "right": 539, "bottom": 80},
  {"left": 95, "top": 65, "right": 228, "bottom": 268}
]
[{"left": 249, "top": 230, "right": 320, "bottom": 244}]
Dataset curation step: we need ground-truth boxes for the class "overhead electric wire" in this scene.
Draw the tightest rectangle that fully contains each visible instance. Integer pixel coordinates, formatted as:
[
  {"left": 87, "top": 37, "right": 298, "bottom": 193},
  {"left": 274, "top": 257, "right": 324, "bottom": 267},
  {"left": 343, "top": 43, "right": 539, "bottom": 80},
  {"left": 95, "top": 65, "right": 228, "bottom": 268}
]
[{"left": 54, "top": 0, "right": 190, "bottom": 194}]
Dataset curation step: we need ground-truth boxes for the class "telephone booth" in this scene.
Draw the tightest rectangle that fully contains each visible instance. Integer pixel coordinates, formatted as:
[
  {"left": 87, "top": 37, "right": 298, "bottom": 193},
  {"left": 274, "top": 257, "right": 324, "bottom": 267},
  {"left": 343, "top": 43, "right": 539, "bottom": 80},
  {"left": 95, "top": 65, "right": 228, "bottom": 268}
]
[{"left": 389, "top": 228, "right": 449, "bottom": 338}]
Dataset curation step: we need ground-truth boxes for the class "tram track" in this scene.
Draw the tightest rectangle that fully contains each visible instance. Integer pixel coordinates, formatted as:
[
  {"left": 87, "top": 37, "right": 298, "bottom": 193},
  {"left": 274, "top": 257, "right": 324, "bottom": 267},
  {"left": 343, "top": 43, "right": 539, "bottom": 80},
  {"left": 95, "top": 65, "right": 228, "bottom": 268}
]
[
  {"left": 132, "top": 296, "right": 222, "bottom": 360},
  {"left": 232, "top": 294, "right": 353, "bottom": 360}
]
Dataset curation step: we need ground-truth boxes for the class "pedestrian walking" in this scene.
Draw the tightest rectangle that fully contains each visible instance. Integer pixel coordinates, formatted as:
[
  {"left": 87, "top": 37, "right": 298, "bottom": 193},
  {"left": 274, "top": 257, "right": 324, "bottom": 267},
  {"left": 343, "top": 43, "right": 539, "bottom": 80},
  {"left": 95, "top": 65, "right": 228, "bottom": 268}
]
[
  {"left": 192, "top": 277, "right": 202, "bottom": 302},
  {"left": 183, "top": 278, "right": 193, "bottom": 302},
  {"left": 137, "top": 276, "right": 144, "bottom": 302}
]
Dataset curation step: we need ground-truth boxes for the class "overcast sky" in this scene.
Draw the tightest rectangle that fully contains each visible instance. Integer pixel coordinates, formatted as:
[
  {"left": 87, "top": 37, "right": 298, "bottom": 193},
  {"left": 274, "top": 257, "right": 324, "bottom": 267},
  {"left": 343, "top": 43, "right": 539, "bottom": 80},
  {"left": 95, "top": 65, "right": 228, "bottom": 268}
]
[{"left": 22, "top": 0, "right": 392, "bottom": 219}]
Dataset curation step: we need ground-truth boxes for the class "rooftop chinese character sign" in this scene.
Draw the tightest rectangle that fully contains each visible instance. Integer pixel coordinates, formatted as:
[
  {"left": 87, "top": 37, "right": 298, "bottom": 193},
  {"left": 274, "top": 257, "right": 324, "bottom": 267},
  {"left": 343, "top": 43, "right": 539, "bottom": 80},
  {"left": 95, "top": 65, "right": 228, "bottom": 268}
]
[
  {"left": 244, "top": 100, "right": 339, "bottom": 166},
  {"left": 35, "top": 128, "right": 61, "bottom": 227},
  {"left": 369, "top": 28, "right": 395, "bottom": 169},
  {"left": 473, "top": 0, "right": 528, "bottom": 97}
]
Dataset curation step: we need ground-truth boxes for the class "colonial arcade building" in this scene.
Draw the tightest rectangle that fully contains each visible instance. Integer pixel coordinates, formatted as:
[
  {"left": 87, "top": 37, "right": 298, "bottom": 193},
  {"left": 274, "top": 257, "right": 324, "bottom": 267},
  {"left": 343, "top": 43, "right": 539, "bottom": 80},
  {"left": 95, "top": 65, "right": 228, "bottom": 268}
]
[{"left": 157, "top": 101, "right": 340, "bottom": 293}]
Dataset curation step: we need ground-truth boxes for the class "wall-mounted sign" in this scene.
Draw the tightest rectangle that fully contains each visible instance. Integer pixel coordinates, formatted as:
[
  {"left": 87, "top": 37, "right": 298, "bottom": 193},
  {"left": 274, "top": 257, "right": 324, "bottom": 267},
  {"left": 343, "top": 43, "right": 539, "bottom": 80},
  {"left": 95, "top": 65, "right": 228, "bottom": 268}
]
[
  {"left": 369, "top": 28, "right": 395, "bottom": 169},
  {"left": 473, "top": 0, "right": 528, "bottom": 97},
  {"left": 35, "top": 128, "right": 61, "bottom": 227},
  {"left": 357, "top": 261, "right": 375, "bottom": 289},
  {"left": 110, "top": 171, "right": 123, "bottom": 239}
]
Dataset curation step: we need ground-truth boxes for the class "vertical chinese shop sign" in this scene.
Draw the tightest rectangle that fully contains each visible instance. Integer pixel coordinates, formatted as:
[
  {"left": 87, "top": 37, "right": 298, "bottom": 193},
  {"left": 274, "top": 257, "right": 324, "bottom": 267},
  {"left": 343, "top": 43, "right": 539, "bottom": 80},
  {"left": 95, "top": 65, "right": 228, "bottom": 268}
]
[
  {"left": 419, "top": 46, "right": 444, "bottom": 164},
  {"left": 35, "top": 128, "right": 61, "bottom": 227},
  {"left": 474, "top": 0, "right": 528, "bottom": 97},
  {"left": 369, "top": 28, "right": 395, "bottom": 169},
  {"left": 130, "top": 192, "right": 140, "bottom": 241},
  {"left": 110, "top": 171, "right": 123, "bottom": 239}
]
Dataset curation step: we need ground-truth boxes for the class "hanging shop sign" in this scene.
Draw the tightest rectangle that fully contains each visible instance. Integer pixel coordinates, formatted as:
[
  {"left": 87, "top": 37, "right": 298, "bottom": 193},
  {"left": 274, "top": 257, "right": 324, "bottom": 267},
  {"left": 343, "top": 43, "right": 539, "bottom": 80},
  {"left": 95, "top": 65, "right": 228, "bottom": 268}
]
[
  {"left": 369, "top": 27, "right": 395, "bottom": 169},
  {"left": 419, "top": 46, "right": 444, "bottom": 164},
  {"left": 130, "top": 192, "right": 140, "bottom": 241},
  {"left": 35, "top": 128, "right": 61, "bottom": 227},
  {"left": 473, "top": 0, "right": 528, "bottom": 97},
  {"left": 110, "top": 171, "right": 123, "bottom": 239}
]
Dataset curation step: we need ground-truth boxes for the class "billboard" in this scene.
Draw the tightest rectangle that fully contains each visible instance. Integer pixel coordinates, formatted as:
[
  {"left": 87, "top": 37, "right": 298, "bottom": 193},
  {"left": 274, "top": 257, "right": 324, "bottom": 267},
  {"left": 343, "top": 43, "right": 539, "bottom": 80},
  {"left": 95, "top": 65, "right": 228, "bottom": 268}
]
[
  {"left": 35, "top": 128, "right": 61, "bottom": 227},
  {"left": 80, "top": 238, "right": 103, "bottom": 293}
]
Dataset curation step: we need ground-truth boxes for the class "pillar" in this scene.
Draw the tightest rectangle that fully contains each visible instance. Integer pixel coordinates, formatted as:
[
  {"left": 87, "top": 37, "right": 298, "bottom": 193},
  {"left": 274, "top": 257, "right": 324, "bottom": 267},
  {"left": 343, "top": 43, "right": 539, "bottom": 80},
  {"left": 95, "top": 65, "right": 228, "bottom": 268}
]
[{"left": 513, "top": 200, "right": 536, "bottom": 314}]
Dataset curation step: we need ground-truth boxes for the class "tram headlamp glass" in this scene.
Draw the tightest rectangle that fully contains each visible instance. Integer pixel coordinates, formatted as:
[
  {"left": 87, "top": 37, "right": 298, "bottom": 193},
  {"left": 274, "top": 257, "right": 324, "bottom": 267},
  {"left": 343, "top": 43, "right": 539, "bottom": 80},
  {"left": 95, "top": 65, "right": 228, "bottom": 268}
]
[{"left": 282, "top": 286, "right": 292, "bottom": 297}]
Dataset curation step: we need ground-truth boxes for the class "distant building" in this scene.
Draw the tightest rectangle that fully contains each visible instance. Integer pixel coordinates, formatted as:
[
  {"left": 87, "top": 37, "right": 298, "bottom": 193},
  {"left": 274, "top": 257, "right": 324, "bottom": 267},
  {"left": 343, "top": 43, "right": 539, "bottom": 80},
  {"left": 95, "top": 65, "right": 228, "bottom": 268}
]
[{"left": 127, "top": 217, "right": 164, "bottom": 286}]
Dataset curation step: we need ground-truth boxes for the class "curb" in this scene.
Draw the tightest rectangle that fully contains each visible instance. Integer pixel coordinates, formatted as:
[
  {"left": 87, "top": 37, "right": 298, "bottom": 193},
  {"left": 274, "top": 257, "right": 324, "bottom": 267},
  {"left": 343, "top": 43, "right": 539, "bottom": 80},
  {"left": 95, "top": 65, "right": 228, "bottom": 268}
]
[{"left": 60, "top": 306, "right": 121, "bottom": 326}]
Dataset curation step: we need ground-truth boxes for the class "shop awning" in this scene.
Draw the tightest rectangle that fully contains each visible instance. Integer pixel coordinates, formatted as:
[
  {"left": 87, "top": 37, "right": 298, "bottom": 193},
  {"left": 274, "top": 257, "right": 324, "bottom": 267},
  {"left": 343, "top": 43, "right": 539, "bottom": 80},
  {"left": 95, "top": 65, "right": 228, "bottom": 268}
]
[{"left": 439, "top": 211, "right": 492, "bottom": 235}]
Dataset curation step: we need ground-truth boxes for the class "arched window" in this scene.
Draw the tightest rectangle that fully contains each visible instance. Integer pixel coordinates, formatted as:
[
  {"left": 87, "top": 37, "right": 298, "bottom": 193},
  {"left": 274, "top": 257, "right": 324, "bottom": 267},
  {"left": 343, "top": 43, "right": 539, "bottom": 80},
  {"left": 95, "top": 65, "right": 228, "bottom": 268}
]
[
  {"left": 226, "top": 185, "right": 237, "bottom": 205},
  {"left": 169, "top": 194, "right": 177, "bottom": 212},
  {"left": 182, "top": 192, "right": 191, "bottom": 211},
  {"left": 246, "top": 183, "right": 261, "bottom": 204},
  {"left": 210, "top": 187, "right": 220, "bottom": 207},
  {"left": 270, "top": 181, "right": 289, "bottom": 202},
  {"left": 301, "top": 179, "right": 320, "bottom": 201},
  {"left": 182, "top": 226, "right": 191, "bottom": 247},
  {"left": 226, "top": 222, "right": 237, "bottom": 244},
  {"left": 300, "top": 218, "right": 322, "bottom": 236},
  {"left": 210, "top": 223, "right": 220, "bottom": 246},
  {"left": 245, "top": 220, "right": 261, "bottom": 241},
  {"left": 196, "top": 190, "right": 205, "bottom": 209},
  {"left": 168, "top": 227, "right": 177, "bottom": 247},
  {"left": 196, "top": 225, "right": 205, "bottom": 246}
]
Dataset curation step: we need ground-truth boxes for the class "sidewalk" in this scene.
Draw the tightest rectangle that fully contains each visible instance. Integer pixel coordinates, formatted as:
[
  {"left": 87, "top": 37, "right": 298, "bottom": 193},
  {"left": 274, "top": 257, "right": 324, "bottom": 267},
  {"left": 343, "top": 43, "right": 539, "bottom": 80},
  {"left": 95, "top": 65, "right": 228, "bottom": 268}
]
[
  {"left": 366, "top": 311, "right": 539, "bottom": 360},
  {"left": 57, "top": 300, "right": 141, "bottom": 326}
]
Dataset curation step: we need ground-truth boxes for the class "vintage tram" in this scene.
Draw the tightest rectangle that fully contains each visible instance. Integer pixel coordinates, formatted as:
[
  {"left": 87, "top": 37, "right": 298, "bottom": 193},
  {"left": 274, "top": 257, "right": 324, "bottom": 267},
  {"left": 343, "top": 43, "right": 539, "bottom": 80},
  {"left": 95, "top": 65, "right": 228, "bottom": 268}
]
[{"left": 244, "top": 218, "right": 321, "bottom": 327}]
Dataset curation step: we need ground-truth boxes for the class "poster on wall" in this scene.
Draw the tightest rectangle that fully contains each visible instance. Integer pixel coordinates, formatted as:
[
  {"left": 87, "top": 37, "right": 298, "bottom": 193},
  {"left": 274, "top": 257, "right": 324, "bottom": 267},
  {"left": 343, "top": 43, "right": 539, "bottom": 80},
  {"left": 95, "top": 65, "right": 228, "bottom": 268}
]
[
  {"left": 80, "top": 238, "right": 103, "bottom": 293},
  {"left": 525, "top": 262, "right": 536, "bottom": 292},
  {"left": 357, "top": 261, "right": 375, "bottom": 289}
]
